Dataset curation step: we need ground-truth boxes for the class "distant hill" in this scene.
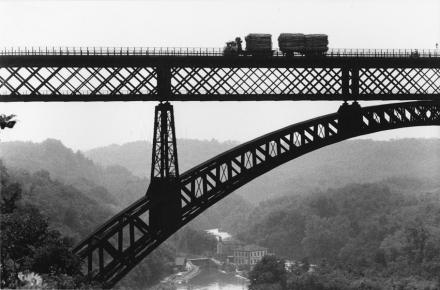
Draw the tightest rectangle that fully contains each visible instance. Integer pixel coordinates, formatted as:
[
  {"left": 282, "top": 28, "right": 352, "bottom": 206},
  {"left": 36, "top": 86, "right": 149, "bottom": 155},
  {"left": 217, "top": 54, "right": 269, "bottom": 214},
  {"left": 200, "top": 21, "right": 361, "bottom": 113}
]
[
  {"left": 241, "top": 138, "right": 440, "bottom": 203},
  {"left": 0, "top": 139, "right": 253, "bottom": 232},
  {"left": 0, "top": 139, "right": 148, "bottom": 207},
  {"left": 4, "top": 165, "right": 115, "bottom": 241},
  {"left": 85, "top": 139, "right": 238, "bottom": 177},
  {"left": 84, "top": 138, "right": 440, "bottom": 204},
  {"left": 2, "top": 137, "right": 438, "bottom": 231},
  {"left": 0, "top": 139, "right": 250, "bottom": 286}
]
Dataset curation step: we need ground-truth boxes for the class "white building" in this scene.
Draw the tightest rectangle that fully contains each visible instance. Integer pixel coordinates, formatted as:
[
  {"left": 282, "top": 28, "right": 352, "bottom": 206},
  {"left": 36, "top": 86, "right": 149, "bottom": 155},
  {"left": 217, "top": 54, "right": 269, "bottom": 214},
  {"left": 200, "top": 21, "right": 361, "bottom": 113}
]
[{"left": 233, "top": 245, "right": 268, "bottom": 267}]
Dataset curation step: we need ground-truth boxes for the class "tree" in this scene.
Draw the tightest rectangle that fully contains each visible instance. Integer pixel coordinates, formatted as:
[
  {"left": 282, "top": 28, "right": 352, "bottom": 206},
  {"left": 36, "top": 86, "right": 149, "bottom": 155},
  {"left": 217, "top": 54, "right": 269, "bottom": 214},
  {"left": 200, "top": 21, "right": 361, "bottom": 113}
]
[
  {"left": 249, "top": 255, "right": 287, "bottom": 290},
  {"left": 0, "top": 160, "right": 8, "bottom": 186},
  {"left": 0, "top": 114, "right": 17, "bottom": 129},
  {"left": 309, "top": 195, "right": 338, "bottom": 218},
  {"left": 1, "top": 204, "right": 84, "bottom": 287},
  {"left": 0, "top": 160, "right": 23, "bottom": 214},
  {"left": 0, "top": 165, "right": 94, "bottom": 289},
  {"left": 0, "top": 182, "right": 22, "bottom": 214},
  {"left": 404, "top": 221, "right": 429, "bottom": 264},
  {"left": 175, "top": 227, "right": 217, "bottom": 255},
  {"left": 302, "top": 215, "right": 351, "bottom": 262}
]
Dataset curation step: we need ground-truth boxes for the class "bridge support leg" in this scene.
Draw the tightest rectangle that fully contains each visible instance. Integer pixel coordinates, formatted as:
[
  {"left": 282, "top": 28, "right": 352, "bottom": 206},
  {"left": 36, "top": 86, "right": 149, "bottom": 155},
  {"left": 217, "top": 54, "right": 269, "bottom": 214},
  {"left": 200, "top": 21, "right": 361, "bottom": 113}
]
[
  {"left": 337, "top": 101, "right": 363, "bottom": 137},
  {"left": 147, "top": 102, "right": 181, "bottom": 234}
]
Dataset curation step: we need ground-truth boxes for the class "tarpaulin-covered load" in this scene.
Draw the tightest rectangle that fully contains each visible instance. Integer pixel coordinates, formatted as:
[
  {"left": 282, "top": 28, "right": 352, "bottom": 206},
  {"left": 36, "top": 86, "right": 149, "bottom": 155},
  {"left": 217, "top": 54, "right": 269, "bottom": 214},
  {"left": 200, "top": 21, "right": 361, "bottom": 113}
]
[
  {"left": 278, "top": 33, "right": 305, "bottom": 52},
  {"left": 304, "top": 34, "right": 329, "bottom": 52},
  {"left": 245, "top": 33, "right": 272, "bottom": 52}
]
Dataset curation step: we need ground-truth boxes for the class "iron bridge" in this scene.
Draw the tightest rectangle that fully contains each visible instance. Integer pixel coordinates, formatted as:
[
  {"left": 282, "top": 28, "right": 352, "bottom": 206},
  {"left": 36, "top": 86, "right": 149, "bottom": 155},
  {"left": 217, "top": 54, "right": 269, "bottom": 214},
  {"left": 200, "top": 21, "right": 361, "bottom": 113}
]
[
  {"left": 0, "top": 47, "right": 439, "bottom": 101},
  {"left": 1, "top": 47, "right": 440, "bottom": 288}
]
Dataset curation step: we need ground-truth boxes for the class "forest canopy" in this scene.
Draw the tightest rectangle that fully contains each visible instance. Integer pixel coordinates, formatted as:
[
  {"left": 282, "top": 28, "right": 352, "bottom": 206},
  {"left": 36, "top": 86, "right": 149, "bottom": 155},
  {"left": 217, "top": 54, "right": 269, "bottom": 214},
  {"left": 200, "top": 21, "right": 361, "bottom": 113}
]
[{"left": 244, "top": 181, "right": 440, "bottom": 289}]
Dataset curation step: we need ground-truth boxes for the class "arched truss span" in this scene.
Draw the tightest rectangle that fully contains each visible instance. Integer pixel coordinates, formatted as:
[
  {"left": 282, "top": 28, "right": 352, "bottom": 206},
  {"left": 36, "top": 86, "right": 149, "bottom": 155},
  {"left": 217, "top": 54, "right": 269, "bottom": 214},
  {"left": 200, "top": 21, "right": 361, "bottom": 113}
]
[{"left": 73, "top": 101, "right": 440, "bottom": 287}]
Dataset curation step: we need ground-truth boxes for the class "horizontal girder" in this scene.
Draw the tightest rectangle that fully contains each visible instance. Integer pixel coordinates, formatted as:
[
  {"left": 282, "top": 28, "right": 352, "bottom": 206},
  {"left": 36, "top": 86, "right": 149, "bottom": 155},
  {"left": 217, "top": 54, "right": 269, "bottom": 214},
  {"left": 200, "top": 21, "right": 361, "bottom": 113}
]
[
  {"left": 1, "top": 52, "right": 440, "bottom": 101},
  {"left": 72, "top": 100, "right": 440, "bottom": 287},
  {"left": 1, "top": 47, "right": 439, "bottom": 59}
]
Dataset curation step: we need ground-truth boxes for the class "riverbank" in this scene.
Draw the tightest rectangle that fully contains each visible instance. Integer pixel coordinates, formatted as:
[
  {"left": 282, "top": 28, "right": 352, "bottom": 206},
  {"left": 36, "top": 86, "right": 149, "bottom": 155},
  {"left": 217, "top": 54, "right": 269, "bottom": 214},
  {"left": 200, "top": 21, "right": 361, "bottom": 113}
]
[
  {"left": 179, "top": 267, "right": 248, "bottom": 290},
  {"left": 161, "top": 261, "right": 200, "bottom": 285},
  {"left": 152, "top": 258, "right": 249, "bottom": 290}
]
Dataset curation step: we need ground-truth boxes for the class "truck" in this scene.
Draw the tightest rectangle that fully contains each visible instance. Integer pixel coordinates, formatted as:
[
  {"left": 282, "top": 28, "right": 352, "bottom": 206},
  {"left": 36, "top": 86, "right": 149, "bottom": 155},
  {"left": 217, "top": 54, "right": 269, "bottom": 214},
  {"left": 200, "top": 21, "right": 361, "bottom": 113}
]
[
  {"left": 224, "top": 33, "right": 329, "bottom": 56},
  {"left": 278, "top": 33, "right": 305, "bottom": 56},
  {"left": 223, "top": 34, "right": 273, "bottom": 56},
  {"left": 244, "top": 33, "right": 273, "bottom": 56},
  {"left": 278, "top": 33, "right": 328, "bottom": 56},
  {"left": 303, "top": 34, "right": 329, "bottom": 55}
]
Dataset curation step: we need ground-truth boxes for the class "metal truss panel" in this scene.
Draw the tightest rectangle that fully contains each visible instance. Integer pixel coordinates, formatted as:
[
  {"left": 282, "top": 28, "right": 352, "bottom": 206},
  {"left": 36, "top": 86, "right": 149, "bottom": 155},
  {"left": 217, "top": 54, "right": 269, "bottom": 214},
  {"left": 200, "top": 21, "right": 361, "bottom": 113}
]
[
  {"left": 359, "top": 68, "right": 440, "bottom": 95},
  {"left": 0, "top": 67, "right": 158, "bottom": 96},
  {"left": 72, "top": 101, "right": 439, "bottom": 288},
  {"left": 171, "top": 67, "right": 342, "bottom": 95}
]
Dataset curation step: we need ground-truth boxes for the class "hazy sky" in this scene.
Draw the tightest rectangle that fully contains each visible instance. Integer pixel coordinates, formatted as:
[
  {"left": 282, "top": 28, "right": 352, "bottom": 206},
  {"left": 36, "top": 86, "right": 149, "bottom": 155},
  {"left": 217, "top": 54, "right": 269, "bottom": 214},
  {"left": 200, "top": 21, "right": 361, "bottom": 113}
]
[{"left": 0, "top": 0, "right": 439, "bottom": 150}]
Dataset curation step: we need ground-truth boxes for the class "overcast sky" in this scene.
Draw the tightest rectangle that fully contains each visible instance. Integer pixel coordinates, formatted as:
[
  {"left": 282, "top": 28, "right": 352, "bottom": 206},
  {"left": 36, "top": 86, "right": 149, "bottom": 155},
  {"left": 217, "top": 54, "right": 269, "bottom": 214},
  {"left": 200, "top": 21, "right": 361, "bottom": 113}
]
[{"left": 0, "top": 0, "right": 439, "bottom": 150}]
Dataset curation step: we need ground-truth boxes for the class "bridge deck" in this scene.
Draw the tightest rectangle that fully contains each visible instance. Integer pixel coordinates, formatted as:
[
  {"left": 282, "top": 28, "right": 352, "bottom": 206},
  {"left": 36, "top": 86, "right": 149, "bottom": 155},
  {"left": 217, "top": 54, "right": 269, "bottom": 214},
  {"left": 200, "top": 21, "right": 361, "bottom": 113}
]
[
  {"left": 1, "top": 47, "right": 440, "bottom": 58},
  {"left": 1, "top": 47, "right": 439, "bottom": 102}
]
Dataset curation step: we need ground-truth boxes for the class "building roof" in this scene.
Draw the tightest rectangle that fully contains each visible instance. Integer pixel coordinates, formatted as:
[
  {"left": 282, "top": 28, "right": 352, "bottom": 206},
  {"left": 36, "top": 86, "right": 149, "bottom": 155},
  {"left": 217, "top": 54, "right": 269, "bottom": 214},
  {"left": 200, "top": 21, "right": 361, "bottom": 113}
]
[
  {"left": 234, "top": 244, "right": 268, "bottom": 252},
  {"left": 220, "top": 239, "right": 243, "bottom": 246},
  {"left": 175, "top": 257, "right": 186, "bottom": 266}
]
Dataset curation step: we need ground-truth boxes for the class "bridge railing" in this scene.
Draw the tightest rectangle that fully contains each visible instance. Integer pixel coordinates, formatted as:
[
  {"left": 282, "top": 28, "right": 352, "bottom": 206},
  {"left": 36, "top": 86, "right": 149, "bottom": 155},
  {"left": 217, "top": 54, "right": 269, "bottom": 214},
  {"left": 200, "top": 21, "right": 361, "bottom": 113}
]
[
  {"left": 0, "top": 47, "right": 224, "bottom": 56},
  {"left": 1, "top": 47, "right": 439, "bottom": 58}
]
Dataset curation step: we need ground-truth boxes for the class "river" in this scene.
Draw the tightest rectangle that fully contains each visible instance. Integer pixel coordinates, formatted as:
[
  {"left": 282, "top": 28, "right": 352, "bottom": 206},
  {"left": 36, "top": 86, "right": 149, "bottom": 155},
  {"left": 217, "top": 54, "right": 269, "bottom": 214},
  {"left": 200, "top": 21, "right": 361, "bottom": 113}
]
[
  {"left": 175, "top": 267, "right": 248, "bottom": 290},
  {"left": 159, "top": 229, "right": 249, "bottom": 289}
]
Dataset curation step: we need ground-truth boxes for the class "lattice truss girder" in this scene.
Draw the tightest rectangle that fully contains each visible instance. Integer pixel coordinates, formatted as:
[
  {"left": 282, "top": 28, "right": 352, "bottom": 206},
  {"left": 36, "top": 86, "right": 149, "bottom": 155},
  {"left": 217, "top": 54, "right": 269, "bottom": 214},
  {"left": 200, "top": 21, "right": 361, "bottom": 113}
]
[
  {"left": 360, "top": 68, "right": 440, "bottom": 94},
  {"left": 2, "top": 66, "right": 440, "bottom": 97},
  {"left": 171, "top": 67, "right": 342, "bottom": 95},
  {"left": 72, "top": 101, "right": 440, "bottom": 288},
  {"left": 0, "top": 67, "right": 157, "bottom": 95}
]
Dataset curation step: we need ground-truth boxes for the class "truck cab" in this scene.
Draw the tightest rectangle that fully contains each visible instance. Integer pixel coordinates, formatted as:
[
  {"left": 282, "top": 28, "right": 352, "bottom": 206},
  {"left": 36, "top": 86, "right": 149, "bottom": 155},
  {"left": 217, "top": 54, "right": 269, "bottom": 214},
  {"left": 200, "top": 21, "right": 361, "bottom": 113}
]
[
  {"left": 223, "top": 37, "right": 243, "bottom": 56},
  {"left": 223, "top": 41, "right": 239, "bottom": 55}
]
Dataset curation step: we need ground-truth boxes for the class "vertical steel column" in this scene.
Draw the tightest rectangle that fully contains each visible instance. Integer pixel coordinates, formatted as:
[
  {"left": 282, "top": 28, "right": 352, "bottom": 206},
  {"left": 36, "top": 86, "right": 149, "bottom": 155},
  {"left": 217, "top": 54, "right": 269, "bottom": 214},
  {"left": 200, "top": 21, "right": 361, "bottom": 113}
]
[
  {"left": 157, "top": 65, "right": 172, "bottom": 102},
  {"left": 351, "top": 68, "right": 360, "bottom": 97},
  {"left": 337, "top": 101, "right": 363, "bottom": 137},
  {"left": 342, "top": 68, "right": 350, "bottom": 99},
  {"left": 150, "top": 102, "right": 179, "bottom": 180},
  {"left": 148, "top": 101, "right": 181, "bottom": 234}
]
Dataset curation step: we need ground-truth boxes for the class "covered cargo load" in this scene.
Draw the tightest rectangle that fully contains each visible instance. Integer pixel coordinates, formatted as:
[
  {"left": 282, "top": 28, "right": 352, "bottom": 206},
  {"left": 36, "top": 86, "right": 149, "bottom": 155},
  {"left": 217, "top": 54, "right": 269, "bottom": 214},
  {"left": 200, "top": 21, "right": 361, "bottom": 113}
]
[
  {"left": 245, "top": 33, "right": 272, "bottom": 53},
  {"left": 278, "top": 33, "right": 305, "bottom": 54},
  {"left": 304, "top": 34, "right": 329, "bottom": 53}
]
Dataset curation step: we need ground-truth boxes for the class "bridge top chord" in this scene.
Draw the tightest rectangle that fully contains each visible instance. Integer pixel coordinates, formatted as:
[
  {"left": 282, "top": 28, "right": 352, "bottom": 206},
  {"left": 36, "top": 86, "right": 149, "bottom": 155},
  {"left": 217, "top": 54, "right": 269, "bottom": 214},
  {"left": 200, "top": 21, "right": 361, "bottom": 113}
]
[{"left": 1, "top": 47, "right": 440, "bottom": 58}]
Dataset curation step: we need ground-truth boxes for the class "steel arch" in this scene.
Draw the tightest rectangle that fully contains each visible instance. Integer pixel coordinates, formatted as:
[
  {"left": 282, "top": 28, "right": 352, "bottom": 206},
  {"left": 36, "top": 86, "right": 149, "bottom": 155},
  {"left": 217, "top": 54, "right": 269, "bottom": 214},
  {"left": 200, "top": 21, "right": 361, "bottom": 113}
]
[{"left": 72, "top": 100, "right": 440, "bottom": 287}]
